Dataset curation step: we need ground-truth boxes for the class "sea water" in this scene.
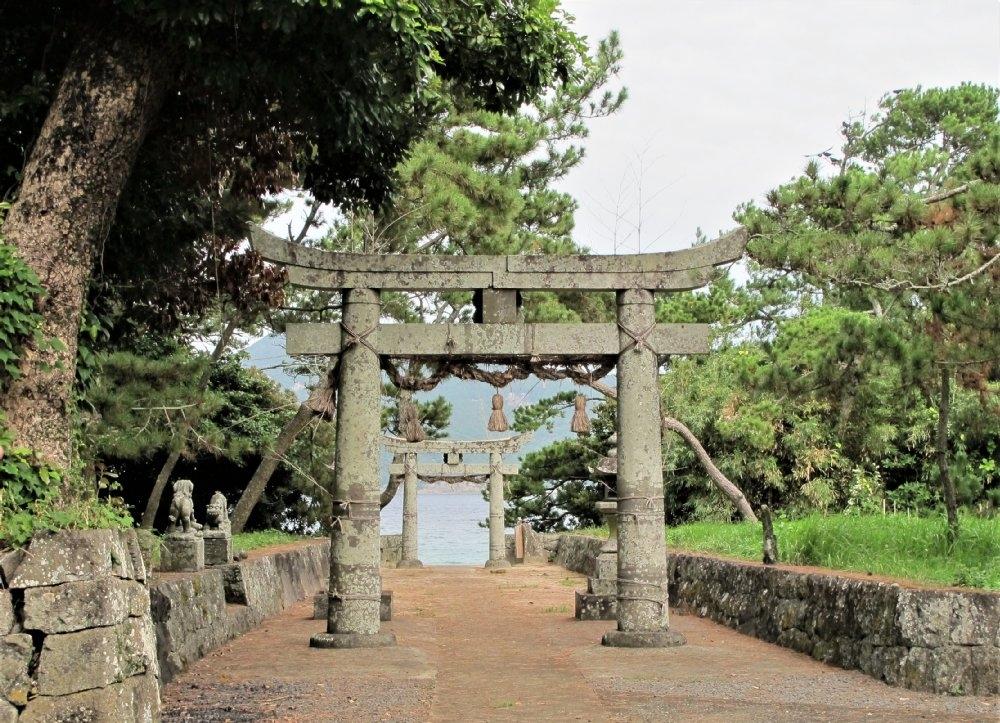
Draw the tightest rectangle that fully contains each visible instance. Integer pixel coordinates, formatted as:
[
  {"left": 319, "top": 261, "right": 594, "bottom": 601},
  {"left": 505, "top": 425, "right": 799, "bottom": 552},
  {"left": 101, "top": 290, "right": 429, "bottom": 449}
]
[{"left": 380, "top": 492, "right": 492, "bottom": 565}]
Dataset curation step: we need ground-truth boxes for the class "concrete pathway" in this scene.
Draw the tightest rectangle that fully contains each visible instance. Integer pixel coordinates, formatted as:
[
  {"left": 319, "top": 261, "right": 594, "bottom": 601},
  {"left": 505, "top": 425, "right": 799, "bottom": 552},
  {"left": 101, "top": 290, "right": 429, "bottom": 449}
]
[{"left": 162, "top": 564, "right": 998, "bottom": 722}]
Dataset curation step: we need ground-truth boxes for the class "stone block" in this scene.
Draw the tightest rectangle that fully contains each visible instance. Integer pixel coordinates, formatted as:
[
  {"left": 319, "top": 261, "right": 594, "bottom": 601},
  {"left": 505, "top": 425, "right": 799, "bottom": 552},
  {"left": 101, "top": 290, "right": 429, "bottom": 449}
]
[
  {"left": 950, "top": 592, "right": 998, "bottom": 646},
  {"left": 575, "top": 591, "right": 616, "bottom": 621},
  {"left": 587, "top": 577, "right": 616, "bottom": 596},
  {"left": 203, "top": 531, "right": 233, "bottom": 566},
  {"left": 9, "top": 529, "right": 133, "bottom": 588},
  {"left": 774, "top": 599, "right": 807, "bottom": 631},
  {"left": 122, "top": 528, "right": 147, "bottom": 582},
  {"left": 20, "top": 671, "right": 159, "bottom": 723},
  {"left": 776, "top": 628, "right": 814, "bottom": 656},
  {"left": 23, "top": 577, "right": 149, "bottom": 634},
  {"left": 593, "top": 554, "right": 617, "bottom": 581},
  {"left": 0, "top": 633, "right": 33, "bottom": 707},
  {"left": 0, "top": 699, "right": 16, "bottom": 723},
  {"left": 159, "top": 532, "right": 205, "bottom": 573},
  {"left": 896, "top": 590, "right": 952, "bottom": 647},
  {"left": 0, "top": 592, "right": 12, "bottom": 636},
  {"left": 0, "top": 550, "right": 24, "bottom": 588},
  {"left": 36, "top": 618, "right": 157, "bottom": 696},
  {"left": 313, "top": 589, "right": 392, "bottom": 621}
]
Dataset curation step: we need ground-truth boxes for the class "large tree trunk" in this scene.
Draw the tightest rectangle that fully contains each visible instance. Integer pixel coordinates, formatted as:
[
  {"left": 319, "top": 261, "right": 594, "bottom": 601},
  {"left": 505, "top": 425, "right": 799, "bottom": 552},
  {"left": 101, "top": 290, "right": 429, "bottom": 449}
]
[
  {"left": 230, "top": 402, "right": 316, "bottom": 534},
  {"left": 140, "top": 447, "right": 182, "bottom": 530},
  {"left": 1, "top": 27, "right": 168, "bottom": 470},
  {"left": 937, "top": 365, "right": 959, "bottom": 543},
  {"left": 661, "top": 416, "right": 758, "bottom": 522}
]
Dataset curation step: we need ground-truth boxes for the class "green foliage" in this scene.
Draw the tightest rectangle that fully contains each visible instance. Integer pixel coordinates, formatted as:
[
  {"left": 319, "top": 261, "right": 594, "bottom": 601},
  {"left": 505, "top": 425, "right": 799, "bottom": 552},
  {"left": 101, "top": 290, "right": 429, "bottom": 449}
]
[
  {"left": 579, "top": 513, "right": 1000, "bottom": 589},
  {"left": 232, "top": 529, "right": 313, "bottom": 552},
  {"left": 285, "top": 33, "right": 625, "bottom": 327},
  {"left": 0, "top": 211, "right": 44, "bottom": 391},
  {"left": 507, "top": 399, "right": 616, "bottom": 530},
  {"left": 0, "top": 418, "right": 132, "bottom": 548}
]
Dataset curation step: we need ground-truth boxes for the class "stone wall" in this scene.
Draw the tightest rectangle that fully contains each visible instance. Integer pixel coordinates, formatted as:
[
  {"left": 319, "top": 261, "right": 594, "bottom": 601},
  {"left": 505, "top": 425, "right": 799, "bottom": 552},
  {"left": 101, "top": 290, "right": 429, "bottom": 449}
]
[
  {"left": 151, "top": 541, "right": 328, "bottom": 683},
  {"left": 548, "top": 533, "right": 999, "bottom": 696},
  {"left": 0, "top": 529, "right": 159, "bottom": 722}
]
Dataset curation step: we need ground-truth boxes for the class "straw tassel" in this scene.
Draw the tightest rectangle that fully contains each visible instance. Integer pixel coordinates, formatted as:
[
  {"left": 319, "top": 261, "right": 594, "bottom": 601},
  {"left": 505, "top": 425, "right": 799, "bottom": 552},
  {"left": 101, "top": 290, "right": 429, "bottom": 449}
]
[
  {"left": 570, "top": 394, "right": 590, "bottom": 435},
  {"left": 487, "top": 391, "right": 509, "bottom": 432},
  {"left": 399, "top": 393, "right": 426, "bottom": 442}
]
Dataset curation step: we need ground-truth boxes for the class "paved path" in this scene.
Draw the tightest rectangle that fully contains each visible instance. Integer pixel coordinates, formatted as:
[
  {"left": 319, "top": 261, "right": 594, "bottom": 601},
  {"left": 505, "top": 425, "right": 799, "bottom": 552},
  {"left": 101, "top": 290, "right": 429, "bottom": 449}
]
[{"left": 162, "top": 564, "right": 998, "bottom": 722}]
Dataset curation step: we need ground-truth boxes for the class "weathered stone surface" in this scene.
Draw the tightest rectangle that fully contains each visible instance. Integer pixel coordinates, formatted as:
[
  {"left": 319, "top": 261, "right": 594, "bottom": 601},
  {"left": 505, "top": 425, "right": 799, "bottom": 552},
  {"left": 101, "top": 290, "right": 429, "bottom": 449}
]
[
  {"left": 545, "top": 533, "right": 1000, "bottom": 696},
  {"left": 9, "top": 529, "right": 133, "bottom": 588},
  {"left": 313, "top": 589, "right": 392, "bottom": 622},
  {"left": 36, "top": 618, "right": 157, "bottom": 696},
  {"left": 20, "top": 671, "right": 159, "bottom": 723},
  {"left": 159, "top": 532, "right": 205, "bottom": 573},
  {"left": 0, "top": 551, "right": 22, "bottom": 588},
  {"left": 575, "top": 591, "right": 616, "bottom": 621},
  {"left": 152, "top": 540, "right": 330, "bottom": 683},
  {"left": 587, "top": 577, "right": 616, "bottom": 596},
  {"left": 23, "top": 577, "right": 148, "bottom": 633},
  {"left": 0, "top": 698, "right": 16, "bottom": 723},
  {"left": 381, "top": 534, "right": 403, "bottom": 566},
  {"left": 203, "top": 531, "right": 233, "bottom": 567},
  {"left": 0, "top": 633, "right": 33, "bottom": 707},
  {"left": 0, "top": 592, "right": 13, "bottom": 636},
  {"left": 550, "top": 535, "right": 603, "bottom": 576}
]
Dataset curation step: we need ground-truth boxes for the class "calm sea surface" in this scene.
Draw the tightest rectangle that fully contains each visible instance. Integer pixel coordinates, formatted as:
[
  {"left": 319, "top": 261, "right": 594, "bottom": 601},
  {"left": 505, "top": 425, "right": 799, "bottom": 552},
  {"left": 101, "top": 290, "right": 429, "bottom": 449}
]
[{"left": 380, "top": 492, "right": 492, "bottom": 565}]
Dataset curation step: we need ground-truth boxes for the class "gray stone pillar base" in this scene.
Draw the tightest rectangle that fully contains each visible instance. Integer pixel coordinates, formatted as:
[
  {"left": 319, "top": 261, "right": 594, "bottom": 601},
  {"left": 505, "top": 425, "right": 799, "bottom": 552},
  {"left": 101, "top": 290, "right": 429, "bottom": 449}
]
[
  {"left": 314, "top": 590, "right": 393, "bottom": 622},
  {"left": 601, "top": 629, "right": 686, "bottom": 648},
  {"left": 575, "top": 591, "right": 617, "bottom": 621},
  {"left": 396, "top": 559, "right": 424, "bottom": 568},
  {"left": 485, "top": 558, "right": 511, "bottom": 570},
  {"left": 202, "top": 532, "right": 232, "bottom": 566},
  {"left": 159, "top": 533, "right": 205, "bottom": 572},
  {"left": 310, "top": 632, "right": 396, "bottom": 649}
]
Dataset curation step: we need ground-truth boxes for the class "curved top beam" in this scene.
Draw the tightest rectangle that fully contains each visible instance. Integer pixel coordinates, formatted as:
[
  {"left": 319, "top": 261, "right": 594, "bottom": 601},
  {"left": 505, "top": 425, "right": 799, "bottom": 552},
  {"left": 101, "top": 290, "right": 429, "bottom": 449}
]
[
  {"left": 251, "top": 227, "right": 746, "bottom": 272},
  {"left": 380, "top": 433, "right": 533, "bottom": 454}
]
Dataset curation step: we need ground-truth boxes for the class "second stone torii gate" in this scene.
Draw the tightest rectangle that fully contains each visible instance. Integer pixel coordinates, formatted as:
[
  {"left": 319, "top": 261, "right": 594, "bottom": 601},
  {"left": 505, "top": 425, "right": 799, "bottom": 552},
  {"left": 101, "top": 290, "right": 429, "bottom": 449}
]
[
  {"left": 382, "top": 433, "right": 530, "bottom": 569},
  {"left": 252, "top": 225, "right": 747, "bottom": 650}
]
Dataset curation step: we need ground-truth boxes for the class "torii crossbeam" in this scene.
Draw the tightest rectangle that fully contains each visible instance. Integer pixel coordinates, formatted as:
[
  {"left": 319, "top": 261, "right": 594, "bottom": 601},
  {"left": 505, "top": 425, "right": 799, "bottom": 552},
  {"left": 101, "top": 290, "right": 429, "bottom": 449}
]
[
  {"left": 254, "top": 226, "right": 747, "bottom": 650},
  {"left": 382, "top": 433, "right": 531, "bottom": 569}
]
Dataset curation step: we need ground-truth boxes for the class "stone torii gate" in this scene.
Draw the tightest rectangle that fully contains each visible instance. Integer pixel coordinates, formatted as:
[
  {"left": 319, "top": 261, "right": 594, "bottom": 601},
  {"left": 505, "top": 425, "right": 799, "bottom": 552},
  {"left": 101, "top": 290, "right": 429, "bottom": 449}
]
[
  {"left": 382, "top": 433, "right": 531, "bottom": 569},
  {"left": 252, "top": 226, "right": 746, "bottom": 650}
]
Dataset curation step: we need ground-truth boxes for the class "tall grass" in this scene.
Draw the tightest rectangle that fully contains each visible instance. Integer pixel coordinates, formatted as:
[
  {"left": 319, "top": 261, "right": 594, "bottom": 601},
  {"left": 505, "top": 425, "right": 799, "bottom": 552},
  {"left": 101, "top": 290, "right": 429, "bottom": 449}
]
[
  {"left": 232, "top": 530, "right": 312, "bottom": 551},
  {"left": 580, "top": 514, "right": 999, "bottom": 590}
]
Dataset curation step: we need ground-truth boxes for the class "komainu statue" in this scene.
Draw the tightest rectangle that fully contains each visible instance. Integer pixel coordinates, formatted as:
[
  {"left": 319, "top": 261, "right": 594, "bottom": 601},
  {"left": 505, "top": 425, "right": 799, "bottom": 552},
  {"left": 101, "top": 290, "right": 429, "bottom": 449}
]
[
  {"left": 205, "top": 490, "right": 231, "bottom": 534},
  {"left": 167, "top": 479, "right": 202, "bottom": 533}
]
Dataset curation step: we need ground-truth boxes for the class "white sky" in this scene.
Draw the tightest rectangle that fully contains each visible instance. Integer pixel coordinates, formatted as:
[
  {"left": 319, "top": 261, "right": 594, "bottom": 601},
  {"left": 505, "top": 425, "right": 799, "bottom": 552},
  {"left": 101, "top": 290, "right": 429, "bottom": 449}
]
[{"left": 559, "top": 0, "right": 1000, "bottom": 254}]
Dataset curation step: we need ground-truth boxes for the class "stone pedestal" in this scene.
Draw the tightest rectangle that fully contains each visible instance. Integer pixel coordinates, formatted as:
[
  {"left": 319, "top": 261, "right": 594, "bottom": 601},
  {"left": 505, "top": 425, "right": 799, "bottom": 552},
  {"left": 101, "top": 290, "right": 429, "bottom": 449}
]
[
  {"left": 576, "top": 499, "right": 619, "bottom": 621},
  {"left": 159, "top": 532, "right": 204, "bottom": 573},
  {"left": 313, "top": 589, "right": 392, "bottom": 622},
  {"left": 202, "top": 531, "right": 232, "bottom": 567}
]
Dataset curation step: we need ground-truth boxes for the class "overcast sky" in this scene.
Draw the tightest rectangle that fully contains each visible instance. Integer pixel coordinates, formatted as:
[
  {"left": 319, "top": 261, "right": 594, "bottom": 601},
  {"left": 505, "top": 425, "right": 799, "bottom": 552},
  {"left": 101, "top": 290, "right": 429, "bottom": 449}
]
[{"left": 558, "top": 0, "right": 999, "bottom": 254}]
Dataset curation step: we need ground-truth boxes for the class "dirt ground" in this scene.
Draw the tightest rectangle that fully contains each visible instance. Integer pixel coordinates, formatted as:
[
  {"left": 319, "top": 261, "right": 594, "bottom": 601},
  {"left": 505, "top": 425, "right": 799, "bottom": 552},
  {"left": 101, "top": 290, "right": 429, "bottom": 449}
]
[{"left": 161, "top": 563, "right": 999, "bottom": 722}]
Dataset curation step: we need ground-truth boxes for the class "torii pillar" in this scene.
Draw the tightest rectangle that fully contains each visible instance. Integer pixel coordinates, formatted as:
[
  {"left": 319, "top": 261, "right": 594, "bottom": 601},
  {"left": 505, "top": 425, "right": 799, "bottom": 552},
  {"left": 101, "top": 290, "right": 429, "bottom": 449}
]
[
  {"left": 485, "top": 451, "right": 510, "bottom": 569},
  {"left": 602, "top": 288, "right": 684, "bottom": 648},
  {"left": 398, "top": 452, "right": 422, "bottom": 568},
  {"left": 311, "top": 289, "right": 395, "bottom": 649}
]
